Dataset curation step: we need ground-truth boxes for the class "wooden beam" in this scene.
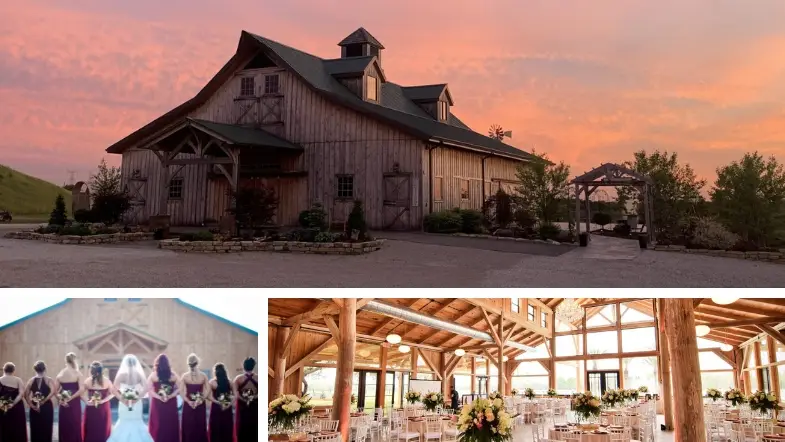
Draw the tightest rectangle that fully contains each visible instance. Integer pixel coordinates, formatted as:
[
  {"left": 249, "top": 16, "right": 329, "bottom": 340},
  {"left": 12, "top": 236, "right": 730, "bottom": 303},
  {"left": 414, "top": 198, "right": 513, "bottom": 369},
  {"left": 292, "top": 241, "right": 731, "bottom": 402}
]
[
  {"left": 285, "top": 337, "right": 335, "bottom": 378},
  {"left": 166, "top": 157, "right": 234, "bottom": 165},
  {"left": 356, "top": 298, "right": 374, "bottom": 310},
  {"left": 756, "top": 324, "right": 785, "bottom": 347},
  {"left": 446, "top": 356, "right": 463, "bottom": 378},
  {"left": 537, "top": 360, "right": 551, "bottom": 373},
  {"left": 281, "top": 320, "right": 303, "bottom": 358},
  {"left": 269, "top": 367, "right": 274, "bottom": 378},
  {"left": 465, "top": 299, "right": 551, "bottom": 338},
  {"left": 480, "top": 308, "right": 503, "bottom": 345},
  {"left": 332, "top": 298, "right": 345, "bottom": 308},
  {"left": 703, "top": 317, "right": 785, "bottom": 328},
  {"left": 331, "top": 299, "right": 356, "bottom": 442},
  {"left": 284, "top": 301, "right": 339, "bottom": 326},
  {"left": 271, "top": 326, "right": 290, "bottom": 398},
  {"left": 323, "top": 315, "right": 341, "bottom": 341},
  {"left": 419, "top": 351, "right": 443, "bottom": 380},
  {"left": 299, "top": 323, "right": 444, "bottom": 353},
  {"left": 503, "top": 323, "right": 518, "bottom": 344},
  {"left": 709, "top": 348, "right": 737, "bottom": 370},
  {"left": 376, "top": 345, "right": 388, "bottom": 408},
  {"left": 693, "top": 298, "right": 705, "bottom": 308},
  {"left": 482, "top": 349, "right": 499, "bottom": 369}
]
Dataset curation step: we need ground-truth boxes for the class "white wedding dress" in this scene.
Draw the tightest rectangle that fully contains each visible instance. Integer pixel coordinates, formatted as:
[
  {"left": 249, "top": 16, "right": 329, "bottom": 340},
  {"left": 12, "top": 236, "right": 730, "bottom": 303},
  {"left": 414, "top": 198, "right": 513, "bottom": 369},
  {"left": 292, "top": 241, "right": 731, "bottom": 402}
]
[{"left": 107, "top": 383, "right": 154, "bottom": 442}]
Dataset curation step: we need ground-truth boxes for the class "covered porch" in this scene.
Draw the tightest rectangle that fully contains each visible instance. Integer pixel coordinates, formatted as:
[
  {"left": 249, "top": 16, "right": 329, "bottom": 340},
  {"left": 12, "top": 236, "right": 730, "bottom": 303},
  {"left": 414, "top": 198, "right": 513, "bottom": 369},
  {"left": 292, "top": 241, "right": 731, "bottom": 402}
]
[
  {"left": 268, "top": 298, "right": 785, "bottom": 442},
  {"left": 140, "top": 118, "right": 305, "bottom": 231}
]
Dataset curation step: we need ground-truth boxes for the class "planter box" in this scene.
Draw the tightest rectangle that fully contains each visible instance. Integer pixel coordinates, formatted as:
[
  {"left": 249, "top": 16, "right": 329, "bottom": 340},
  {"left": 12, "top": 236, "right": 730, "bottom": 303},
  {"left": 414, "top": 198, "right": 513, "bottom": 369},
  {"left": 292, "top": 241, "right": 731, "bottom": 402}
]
[
  {"left": 158, "top": 238, "right": 386, "bottom": 255},
  {"left": 650, "top": 245, "right": 785, "bottom": 264},
  {"left": 4, "top": 231, "right": 154, "bottom": 244}
]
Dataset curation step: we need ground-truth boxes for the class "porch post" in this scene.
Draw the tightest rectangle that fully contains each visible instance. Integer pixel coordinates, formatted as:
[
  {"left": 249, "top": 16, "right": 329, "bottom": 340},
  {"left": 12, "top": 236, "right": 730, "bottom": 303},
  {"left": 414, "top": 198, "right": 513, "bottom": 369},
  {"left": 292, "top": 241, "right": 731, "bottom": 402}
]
[
  {"left": 584, "top": 184, "right": 591, "bottom": 239},
  {"left": 574, "top": 184, "right": 581, "bottom": 236}
]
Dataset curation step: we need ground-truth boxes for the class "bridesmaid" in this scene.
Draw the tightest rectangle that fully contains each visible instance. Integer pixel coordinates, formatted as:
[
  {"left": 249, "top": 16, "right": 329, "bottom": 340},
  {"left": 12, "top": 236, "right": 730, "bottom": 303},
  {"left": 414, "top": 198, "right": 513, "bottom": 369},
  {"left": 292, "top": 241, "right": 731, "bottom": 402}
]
[
  {"left": 180, "top": 354, "right": 208, "bottom": 442},
  {"left": 233, "top": 357, "right": 257, "bottom": 442},
  {"left": 82, "top": 361, "right": 112, "bottom": 442},
  {"left": 207, "top": 363, "right": 233, "bottom": 442},
  {"left": 148, "top": 354, "right": 180, "bottom": 442},
  {"left": 54, "top": 353, "right": 85, "bottom": 442},
  {"left": 0, "top": 362, "right": 27, "bottom": 442},
  {"left": 26, "top": 361, "right": 55, "bottom": 442}
]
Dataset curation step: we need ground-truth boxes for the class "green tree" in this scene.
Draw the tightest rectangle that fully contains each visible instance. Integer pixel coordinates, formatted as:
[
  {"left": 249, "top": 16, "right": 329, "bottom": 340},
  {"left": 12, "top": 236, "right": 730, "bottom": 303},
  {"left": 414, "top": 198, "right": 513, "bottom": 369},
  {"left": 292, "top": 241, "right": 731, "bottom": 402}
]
[
  {"left": 710, "top": 152, "right": 785, "bottom": 247},
  {"left": 514, "top": 152, "right": 571, "bottom": 224},
  {"left": 89, "top": 159, "right": 130, "bottom": 224},
  {"left": 48, "top": 194, "right": 68, "bottom": 225},
  {"left": 617, "top": 150, "right": 706, "bottom": 240},
  {"left": 89, "top": 159, "right": 122, "bottom": 196}
]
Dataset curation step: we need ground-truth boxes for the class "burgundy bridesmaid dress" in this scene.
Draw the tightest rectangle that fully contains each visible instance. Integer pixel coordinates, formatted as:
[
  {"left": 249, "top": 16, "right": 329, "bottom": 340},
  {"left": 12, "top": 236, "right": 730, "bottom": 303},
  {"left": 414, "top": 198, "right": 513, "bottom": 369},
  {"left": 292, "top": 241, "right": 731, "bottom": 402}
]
[
  {"left": 30, "top": 378, "right": 54, "bottom": 442},
  {"left": 82, "top": 388, "right": 111, "bottom": 442},
  {"left": 58, "top": 381, "right": 83, "bottom": 442},
  {"left": 207, "top": 386, "right": 233, "bottom": 442},
  {"left": 182, "top": 383, "right": 207, "bottom": 442},
  {"left": 0, "top": 383, "right": 28, "bottom": 442},
  {"left": 148, "top": 381, "right": 180, "bottom": 442},
  {"left": 234, "top": 375, "right": 257, "bottom": 442}
]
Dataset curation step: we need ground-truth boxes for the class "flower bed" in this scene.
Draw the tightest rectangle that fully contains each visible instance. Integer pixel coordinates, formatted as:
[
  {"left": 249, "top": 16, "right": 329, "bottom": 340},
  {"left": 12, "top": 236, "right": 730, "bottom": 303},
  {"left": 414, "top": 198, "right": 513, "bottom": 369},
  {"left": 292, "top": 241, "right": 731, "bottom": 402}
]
[
  {"left": 159, "top": 238, "right": 385, "bottom": 254},
  {"left": 4, "top": 230, "right": 153, "bottom": 244},
  {"left": 651, "top": 244, "right": 785, "bottom": 264}
]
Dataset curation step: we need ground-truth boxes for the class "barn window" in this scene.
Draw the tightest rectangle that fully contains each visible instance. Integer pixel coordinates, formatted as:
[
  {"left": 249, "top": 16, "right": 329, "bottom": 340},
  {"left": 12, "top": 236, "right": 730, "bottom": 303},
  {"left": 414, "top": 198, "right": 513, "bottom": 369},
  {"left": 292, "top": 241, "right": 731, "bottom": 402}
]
[
  {"left": 460, "top": 180, "right": 469, "bottom": 200},
  {"left": 264, "top": 75, "right": 279, "bottom": 95},
  {"left": 511, "top": 298, "right": 520, "bottom": 313},
  {"left": 528, "top": 305, "right": 536, "bottom": 322},
  {"left": 541, "top": 311, "right": 547, "bottom": 328},
  {"left": 438, "top": 101, "right": 448, "bottom": 121},
  {"left": 434, "top": 177, "right": 443, "bottom": 201},
  {"left": 336, "top": 175, "right": 354, "bottom": 199},
  {"left": 366, "top": 76, "right": 378, "bottom": 101},
  {"left": 240, "top": 77, "right": 255, "bottom": 97},
  {"left": 168, "top": 177, "right": 183, "bottom": 200}
]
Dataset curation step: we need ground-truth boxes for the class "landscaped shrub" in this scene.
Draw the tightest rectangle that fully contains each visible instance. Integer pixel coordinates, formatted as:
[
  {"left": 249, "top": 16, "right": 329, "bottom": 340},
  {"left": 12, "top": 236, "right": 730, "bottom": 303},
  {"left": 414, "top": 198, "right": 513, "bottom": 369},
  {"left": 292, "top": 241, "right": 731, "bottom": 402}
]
[
  {"left": 453, "top": 208, "right": 484, "bottom": 234},
  {"left": 59, "top": 224, "right": 92, "bottom": 236},
  {"left": 613, "top": 222, "right": 632, "bottom": 236},
  {"left": 36, "top": 224, "right": 63, "bottom": 234},
  {"left": 178, "top": 231, "right": 214, "bottom": 242},
  {"left": 538, "top": 223, "right": 562, "bottom": 241},
  {"left": 346, "top": 200, "right": 368, "bottom": 240},
  {"left": 494, "top": 190, "right": 513, "bottom": 227},
  {"left": 423, "top": 210, "right": 463, "bottom": 234},
  {"left": 73, "top": 209, "right": 94, "bottom": 223},
  {"left": 49, "top": 195, "right": 68, "bottom": 226},
  {"left": 90, "top": 193, "right": 130, "bottom": 224},
  {"left": 315, "top": 231, "right": 341, "bottom": 243},
  {"left": 591, "top": 212, "right": 613, "bottom": 229},
  {"left": 685, "top": 217, "right": 738, "bottom": 250},
  {"left": 298, "top": 203, "right": 328, "bottom": 230},
  {"left": 286, "top": 228, "right": 319, "bottom": 242},
  {"left": 513, "top": 208, "right": 537, "bottom": 232},
  {"left": 228, "top": 186, "right": 279, "bottom": 230}
]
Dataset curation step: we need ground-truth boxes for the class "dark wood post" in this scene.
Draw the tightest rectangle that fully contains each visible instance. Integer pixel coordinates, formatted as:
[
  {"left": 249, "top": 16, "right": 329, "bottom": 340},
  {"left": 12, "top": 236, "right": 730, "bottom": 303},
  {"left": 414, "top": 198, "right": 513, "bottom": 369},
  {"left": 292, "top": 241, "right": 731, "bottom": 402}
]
[
  {"left": 331, "top": 299, "right": 356, "bottom": 442},
  {"left": 663, "top": 299, "right": 706, "bottom": 442},
  {"left": 657, "top": 299, "right": 674, "bottom": 431},
  {"left": 376, "top": 345, "right": 388, "bottom": 408},
  {"left": 272, "top": 326, "right": 290, "bottom": 399}
]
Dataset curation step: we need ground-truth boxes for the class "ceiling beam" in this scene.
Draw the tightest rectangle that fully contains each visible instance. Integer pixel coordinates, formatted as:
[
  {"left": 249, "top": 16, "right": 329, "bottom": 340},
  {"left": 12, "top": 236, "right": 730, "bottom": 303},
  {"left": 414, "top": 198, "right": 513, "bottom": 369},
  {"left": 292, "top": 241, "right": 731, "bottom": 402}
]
[
  {"left": 705, "top": 317, "right": 785, "bottom": 329},
  {"left": 756, "top": 324, "right": 785, "bottom": 348}
]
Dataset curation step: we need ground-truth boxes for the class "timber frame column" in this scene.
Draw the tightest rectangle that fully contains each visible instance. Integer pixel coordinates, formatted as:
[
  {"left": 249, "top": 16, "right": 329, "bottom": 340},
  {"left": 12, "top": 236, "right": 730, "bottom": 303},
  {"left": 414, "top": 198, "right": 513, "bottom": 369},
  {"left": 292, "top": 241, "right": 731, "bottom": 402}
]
[
  {"left": 656, "top": 299, "right": 674, "bottom": 431},
  {"left": 331, "top": 299, "right": 356, "bottom": 442},
  {"left": 663, "top": 299, "right": 706, "bottom": 442},
  {"left": 376, "top": 345, "right": 388, "bottom": 408},
  {"left": 272, "top": 326, "right": 290, "bottom": 399}
]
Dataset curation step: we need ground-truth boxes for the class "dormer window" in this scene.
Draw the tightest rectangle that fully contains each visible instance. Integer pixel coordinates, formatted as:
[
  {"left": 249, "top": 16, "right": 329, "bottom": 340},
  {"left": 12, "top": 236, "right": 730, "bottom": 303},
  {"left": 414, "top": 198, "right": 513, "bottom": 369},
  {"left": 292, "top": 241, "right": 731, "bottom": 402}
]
[
  {"left": 438, "top": 101, "right": 448, "bottom": 121},
  {"left": 366, "top": 75, "right": 378, "bottom": 101},
  {"left": 240, "top": 77, "right": 255, "bottom": 97}
]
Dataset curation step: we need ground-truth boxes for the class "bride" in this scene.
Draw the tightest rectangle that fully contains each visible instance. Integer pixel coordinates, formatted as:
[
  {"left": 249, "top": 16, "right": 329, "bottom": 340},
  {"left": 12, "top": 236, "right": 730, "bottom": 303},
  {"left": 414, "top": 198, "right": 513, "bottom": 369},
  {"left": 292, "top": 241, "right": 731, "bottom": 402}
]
[{"left": 108, "top": 355, "right": 154, "bottom": 442}]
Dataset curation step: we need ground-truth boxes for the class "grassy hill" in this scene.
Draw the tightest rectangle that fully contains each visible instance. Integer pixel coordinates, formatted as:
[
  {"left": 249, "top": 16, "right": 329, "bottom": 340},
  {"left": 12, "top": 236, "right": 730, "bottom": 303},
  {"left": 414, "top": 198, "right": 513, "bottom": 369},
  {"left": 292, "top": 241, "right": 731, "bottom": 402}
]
[{"left": 0, "top": 164, "right": 72, "bottom": 221}]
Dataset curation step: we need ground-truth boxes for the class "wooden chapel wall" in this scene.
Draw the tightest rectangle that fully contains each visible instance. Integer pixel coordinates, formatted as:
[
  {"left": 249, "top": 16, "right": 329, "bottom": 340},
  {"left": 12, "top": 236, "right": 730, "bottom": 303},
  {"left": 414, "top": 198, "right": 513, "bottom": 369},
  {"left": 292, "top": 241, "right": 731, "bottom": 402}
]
[{"left": 0, "top": 299, "right": 258, "bottom": 379}]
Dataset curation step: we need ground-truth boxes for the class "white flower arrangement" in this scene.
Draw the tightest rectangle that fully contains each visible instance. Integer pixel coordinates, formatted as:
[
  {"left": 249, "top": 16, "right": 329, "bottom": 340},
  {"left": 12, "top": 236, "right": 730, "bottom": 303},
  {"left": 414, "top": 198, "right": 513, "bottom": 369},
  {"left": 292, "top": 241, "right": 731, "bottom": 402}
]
[
  {"left": 724, "top": 388, "right": 746, "bottom": 407},
  {"left": 602, "top": 389, "right": 623, "bottom": 408},
  {"left": 626, "top": 389, "right": 639, "bottom": 401},
  {"left": 706, "top": 388, "right": 723, "bottom": 401},
  {"left": 572, "top": 391, "right": 601, "bottom": 422},
  {"left": 638, "top": 386, "right": 648, "bottom": 393},
  {"left": 510, "top": 389, "right": 518, "bottom": 396},
  {"left": 546, "top": 389, "right": 557, "bottom": 397},
  {"left": 457, "top": 397, "right": 512, "bottom": 442},
  {"left": 488, "top": 391, "right": 501, "bottom": 400},
  {"left": 268, "top": 394, "right": 313, "bottom": 431},
  {"left": 748, "top": 390, "right": 780, "bottom": 415},
  {"left": 524, "top": 388, "right": 535, "bottom": 400},
  {"left": 422, "top": 391, "right": 444, "bottom": 412},
  {"left": 405, "top": 391, "right": 421, "bottom": 404}
]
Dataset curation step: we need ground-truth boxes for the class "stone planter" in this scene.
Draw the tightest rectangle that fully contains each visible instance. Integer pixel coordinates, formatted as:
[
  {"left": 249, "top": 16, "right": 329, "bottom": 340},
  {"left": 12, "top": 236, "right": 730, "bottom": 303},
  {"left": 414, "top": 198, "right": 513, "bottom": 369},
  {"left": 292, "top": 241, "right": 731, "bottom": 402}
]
[
  {"left": 650, "top": 245, "right": 785, "bottom": 264},
  {"left": 4, "top": 231, "right": 154, "bottom": 244},
  {"left": 158, "top": 238, "right": 386, "bottom": 254}
]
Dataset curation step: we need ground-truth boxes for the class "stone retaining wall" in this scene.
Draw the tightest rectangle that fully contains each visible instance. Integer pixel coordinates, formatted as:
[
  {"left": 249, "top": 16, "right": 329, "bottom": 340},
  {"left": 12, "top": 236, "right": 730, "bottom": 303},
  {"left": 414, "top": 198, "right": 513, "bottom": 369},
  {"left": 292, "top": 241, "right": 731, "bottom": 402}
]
[
  {"left": 451, "top": 232, "right": 577, "bottom": 246},
  {"left": 159, "top": 238, "right": 385, "bottom": 254},
  {"left": 651, "top": 244, "right": 785, "bottom": 264},
  {"left": 4, "top": 231, "right": 153, "bottom": 244}
]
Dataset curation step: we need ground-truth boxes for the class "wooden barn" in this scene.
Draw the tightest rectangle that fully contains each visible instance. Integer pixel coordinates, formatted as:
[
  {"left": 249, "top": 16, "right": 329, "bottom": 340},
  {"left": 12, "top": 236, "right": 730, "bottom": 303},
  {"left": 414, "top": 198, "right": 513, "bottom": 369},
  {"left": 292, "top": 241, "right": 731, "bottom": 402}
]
[
  {"left": 0, "top": 298, "right": 258, "bottom": 380},
  {"left": 105, "top": 27, "right": 538, "bottom": 229}
]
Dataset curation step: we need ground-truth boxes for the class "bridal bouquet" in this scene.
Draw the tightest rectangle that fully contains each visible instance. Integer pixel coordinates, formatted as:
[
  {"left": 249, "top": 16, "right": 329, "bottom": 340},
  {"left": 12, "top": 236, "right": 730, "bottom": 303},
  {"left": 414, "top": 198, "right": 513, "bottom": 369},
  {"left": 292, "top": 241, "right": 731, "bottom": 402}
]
[
  {"left": 602, "top": 389, "right": 623, "bottom": 408},
  {"left": 217, "top": 392, "right": 234, "bottom": 408},
  {"left": 240, "top": 389, "right": 257, "bottom": 406},
  {"left": 724, "top": 388, "right": 746, "bottom": 407},
  {"left": 122, "top": 388, "right": 139, "bottom": 411},
  {"left": 572, "top": 392, "right": 601, "bottom": 422},
  {"left": 457, "top": 397, "right": 512, "bottom": 442},
  {"left": 405, "top": 391, "right": 421, "bottom": 404},
  {"left": 31, "top": 392, "right": 45, "bottom": 407},
  {"left": 524, "top": 388, "right": 535, "bottom": 400},
  {"left": 749, "top": 391, "right": 781, "bottom": 415},
  {"left": 706, "top": 388, "right": 722, "bottom": 402},
  {"left": 0, "top": 397, "right": 12, "bottom": 412},
  {"left": 157, "top": 384, "right": 172, "bottom": 401},
  {"left": 268, "top": 394, "right": 313, "bottom": 432},
  {"left": 90, "top": 391, "right": 103, "bottom": 408},
  {"left": 422, "top": 391, "right": 443, "bottom": 412},
  {"left": 57, "top": 390, "right": 72, "bottom": 407},
  {"left": 547, "top": 389, "right": 558, "bottom": 397},
  {"left": 189, "top": 391, "right": 204, "bottom": 407}
]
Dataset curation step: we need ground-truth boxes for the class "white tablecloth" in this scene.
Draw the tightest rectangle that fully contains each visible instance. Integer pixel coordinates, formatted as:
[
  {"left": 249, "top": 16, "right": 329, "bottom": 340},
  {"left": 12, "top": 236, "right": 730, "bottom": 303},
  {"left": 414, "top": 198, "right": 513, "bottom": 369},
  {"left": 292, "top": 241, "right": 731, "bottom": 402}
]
[{"left": 548, "top": 430, "right": 611, "bottom": 442}]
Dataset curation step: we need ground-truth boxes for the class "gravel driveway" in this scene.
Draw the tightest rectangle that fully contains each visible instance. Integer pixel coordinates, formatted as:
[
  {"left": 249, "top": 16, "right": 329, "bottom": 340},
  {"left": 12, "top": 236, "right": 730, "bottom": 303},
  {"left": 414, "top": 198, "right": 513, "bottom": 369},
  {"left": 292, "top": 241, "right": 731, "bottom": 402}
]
[{"left": 1, "top": 229, "right": 783, "bottom": 287}]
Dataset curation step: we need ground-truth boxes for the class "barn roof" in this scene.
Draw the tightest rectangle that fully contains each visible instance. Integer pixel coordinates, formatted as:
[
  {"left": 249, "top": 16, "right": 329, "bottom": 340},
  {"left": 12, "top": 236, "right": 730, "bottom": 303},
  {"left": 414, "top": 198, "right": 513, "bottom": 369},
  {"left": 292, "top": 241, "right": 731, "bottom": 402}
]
[
  {"left": 0, "top": 299, "right": 258, "bottom": 336},
  {"left": 337, "top": 27, "right": 385, "bottom": 49},
  {"left": 187, "top": 118, "right": 303, "bottom": 151}
]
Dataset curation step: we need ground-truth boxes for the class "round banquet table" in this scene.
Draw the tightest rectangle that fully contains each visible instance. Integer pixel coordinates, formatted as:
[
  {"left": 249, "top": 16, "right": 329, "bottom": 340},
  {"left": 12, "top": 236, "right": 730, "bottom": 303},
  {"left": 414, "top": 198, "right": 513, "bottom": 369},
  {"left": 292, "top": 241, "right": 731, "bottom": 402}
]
[{"left": 549, "top": 430, "right": 611, "bottom": 442}]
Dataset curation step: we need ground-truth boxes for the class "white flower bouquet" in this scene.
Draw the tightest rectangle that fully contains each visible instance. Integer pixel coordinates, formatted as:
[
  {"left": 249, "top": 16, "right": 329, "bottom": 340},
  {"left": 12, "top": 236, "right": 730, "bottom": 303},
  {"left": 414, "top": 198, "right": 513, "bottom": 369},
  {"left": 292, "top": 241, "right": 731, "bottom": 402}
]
[
  {"left": 457, "top": 397, "right": 512, "bottom": 442},
  {"left": 240, "top": 389, "right": 257, "bottom": 406},
  {"left": 268, "top": 394, "right": 313, "bottom": 431},
  {"left": 638, "top": 386, "right": 648, "bottom": 393},
  {"left": 524, "top": 388, "right": 535, "bottom": 400},
  {"left": 602, "top": 389, "right": 623, "bottom": 408},
  {"left": 422, "top": 391, "right": 444, "bottom": 412},
  {"left": 748, "top": 391, "right": 780, "bottom": 415},
  {"left": 89, "top": 391, "right": 103, "bottom": 408},
  {"left": 406, "top": 391, "right": 421, "bottom": 404},
  {"left": 572, "top": 392, "right": 601, "bottom": 423},
  {"left": 547, "top": 389, "right": 557, "bottom": 397},
  {"left": 121, "top": 388, "right": 139, "bottom": 411},
  {"left": 488, "top": 392, "right": 501, "bottom": 400},
  {"left": 724, "top": 388, "right": 746, "bottom": 407},
  {"left": 706, "top": 388, "right": 722, "bottom": 402},
  {"left": 626, "top": 389, "right": 639, "bottom": 401}
]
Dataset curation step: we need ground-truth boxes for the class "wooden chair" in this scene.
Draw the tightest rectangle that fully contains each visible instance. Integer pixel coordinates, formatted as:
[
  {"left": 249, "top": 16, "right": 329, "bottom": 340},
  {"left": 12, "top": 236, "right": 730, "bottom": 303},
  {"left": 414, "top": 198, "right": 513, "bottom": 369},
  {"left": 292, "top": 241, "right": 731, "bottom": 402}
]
[{"left": 423, "top": 416, "right": 443, "bottom": 442}]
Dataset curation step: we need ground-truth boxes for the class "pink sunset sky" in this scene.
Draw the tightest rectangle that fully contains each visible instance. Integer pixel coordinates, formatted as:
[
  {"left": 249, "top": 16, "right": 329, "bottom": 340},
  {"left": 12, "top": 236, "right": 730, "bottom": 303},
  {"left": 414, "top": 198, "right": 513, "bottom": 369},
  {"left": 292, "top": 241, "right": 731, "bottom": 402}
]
[{"left": 2, "top": 0, "right": 784, "bottom": 186}]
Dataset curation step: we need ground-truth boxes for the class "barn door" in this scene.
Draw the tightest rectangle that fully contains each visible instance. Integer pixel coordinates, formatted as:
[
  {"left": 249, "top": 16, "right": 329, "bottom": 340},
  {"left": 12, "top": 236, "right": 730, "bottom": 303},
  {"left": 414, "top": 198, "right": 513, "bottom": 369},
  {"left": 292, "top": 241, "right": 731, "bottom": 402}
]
[
  {"left": 383, "top": 171, "right": 412, "bottom": 230},
  {"left": 124, "top": 171, "right": 147, "bottom": 225}
]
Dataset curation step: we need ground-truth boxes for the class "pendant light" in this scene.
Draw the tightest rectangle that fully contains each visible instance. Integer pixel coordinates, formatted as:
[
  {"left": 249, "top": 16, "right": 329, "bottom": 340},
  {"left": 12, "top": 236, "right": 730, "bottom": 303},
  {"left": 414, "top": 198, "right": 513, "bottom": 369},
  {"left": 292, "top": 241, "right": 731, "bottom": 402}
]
[
  {"left": 695, "top": 325, "right": 711, "bottom": 337},
  {"left": 386, "top": 334, "right": 402, "bottom": 344},
  {"left": 711, "top": 296, "right": 739, "bottom": 305},
  {"left": 720, "top": 343, "right": 733, "bottom": 352},
  {"left": 502, "top": 356, "right": 509, "bottom": 362},
  {"left": 454, "top": 349, "right": 466, "bottom": 357},
  {"left": 398, "top": 344, "right": 411, "bottom": 353}
]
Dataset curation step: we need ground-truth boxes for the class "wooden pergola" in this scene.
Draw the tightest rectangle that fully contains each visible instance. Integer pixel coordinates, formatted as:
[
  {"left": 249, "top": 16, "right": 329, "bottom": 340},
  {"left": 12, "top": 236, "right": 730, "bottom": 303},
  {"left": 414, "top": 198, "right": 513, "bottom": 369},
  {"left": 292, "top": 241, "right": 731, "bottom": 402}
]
[
  {"left": 268, "top": 298, "right": 785, "bottom": 442},
  {"left": 570, "top": 163, "right": 654, "bottom": 243}
]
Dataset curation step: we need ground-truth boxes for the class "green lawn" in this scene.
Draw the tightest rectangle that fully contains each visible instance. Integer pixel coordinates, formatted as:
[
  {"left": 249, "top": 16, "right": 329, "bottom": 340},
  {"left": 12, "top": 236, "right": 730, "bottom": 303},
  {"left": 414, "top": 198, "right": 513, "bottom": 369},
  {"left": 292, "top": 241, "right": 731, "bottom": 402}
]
[{"left": 0, "top": 164, "right": 72, "bottom": 219}]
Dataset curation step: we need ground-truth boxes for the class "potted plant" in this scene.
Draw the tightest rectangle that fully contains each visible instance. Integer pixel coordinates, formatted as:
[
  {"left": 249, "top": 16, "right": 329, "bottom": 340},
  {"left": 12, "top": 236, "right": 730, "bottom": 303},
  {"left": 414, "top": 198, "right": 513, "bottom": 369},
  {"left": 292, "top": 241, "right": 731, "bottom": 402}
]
[{"left": 457, "top": 397, "right": 513, "bottom": 442}]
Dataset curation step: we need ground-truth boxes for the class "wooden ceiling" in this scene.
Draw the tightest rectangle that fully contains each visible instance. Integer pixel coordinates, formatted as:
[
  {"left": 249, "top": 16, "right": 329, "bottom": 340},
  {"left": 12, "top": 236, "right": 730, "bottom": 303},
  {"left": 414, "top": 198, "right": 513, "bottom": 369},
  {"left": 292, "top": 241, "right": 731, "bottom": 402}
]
[{"left": 269, "top": 298, "right": 785, "bottom": 358}]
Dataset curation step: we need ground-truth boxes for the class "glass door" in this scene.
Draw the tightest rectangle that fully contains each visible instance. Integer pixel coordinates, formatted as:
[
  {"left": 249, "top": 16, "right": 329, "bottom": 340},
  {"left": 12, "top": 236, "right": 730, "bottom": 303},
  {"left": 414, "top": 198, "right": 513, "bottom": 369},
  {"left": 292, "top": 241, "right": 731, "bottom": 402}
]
[
  {"left": 587, "top": 370, "right": 620, "bottom": 397},
  {"left": 476, "top": 376, "right": 488, "bottom": 397},
  {"left": 352, "top": 370, "right": 379, "bottom": 412}
]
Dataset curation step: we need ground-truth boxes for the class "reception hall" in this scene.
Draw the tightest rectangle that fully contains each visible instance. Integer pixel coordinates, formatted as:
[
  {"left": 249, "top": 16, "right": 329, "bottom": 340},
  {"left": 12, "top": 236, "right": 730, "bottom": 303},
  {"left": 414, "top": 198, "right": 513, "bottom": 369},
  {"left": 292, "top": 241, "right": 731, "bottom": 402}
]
[{"left": 267, "top": 298, "right": 785, "bottom": 442}]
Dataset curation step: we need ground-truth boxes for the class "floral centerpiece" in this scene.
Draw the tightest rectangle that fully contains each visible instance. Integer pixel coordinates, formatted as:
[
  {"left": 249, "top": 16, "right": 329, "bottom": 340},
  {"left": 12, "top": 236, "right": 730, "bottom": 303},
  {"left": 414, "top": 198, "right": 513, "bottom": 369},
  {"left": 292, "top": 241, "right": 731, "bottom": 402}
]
[
  {"left": 510, "top": 389, "right": 518, "bottom": 397},
  {"left": 457, "top": 397, "right": 512, "bottom": 442},
  {"left": 423, "top": 391, "right": 444, "bottom": 412},
  {"left": 638, "top": 386, "right": 648, "bottom": 394},
  {"left": 488, "top": 392, "right": 501, "bottom": 400},
  {"left": 524, "top": 388, "right": 535, "bottom": 400},
  {"left": 706, "top": 388, "right": 722, "bottom": 402},
  {"left": 572, "top": 392, "right": 601, "bottom": 423},
  {"left": 626, "top": 389, "right": 639, "bottom": 401},
  {"left": 547, "top": 389, "right": 557, "bottom": 397},
  {"left": 748, "top": 391, "right": 781, "bottom": 417},
  {"left": 724, "top": 388, "right": 746, "bottom": 407},
  {"left": 121, "top": 388, "right": 139, "bottom": 411},
  {"left": 602, "top": 389, "right": 623, "bottom": 408},
  {"left": 268, "top": 394, "right": 313, "bottom": 433},
  {"left": 406, "top": 391, "right": 421, "bottom": 404}
]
